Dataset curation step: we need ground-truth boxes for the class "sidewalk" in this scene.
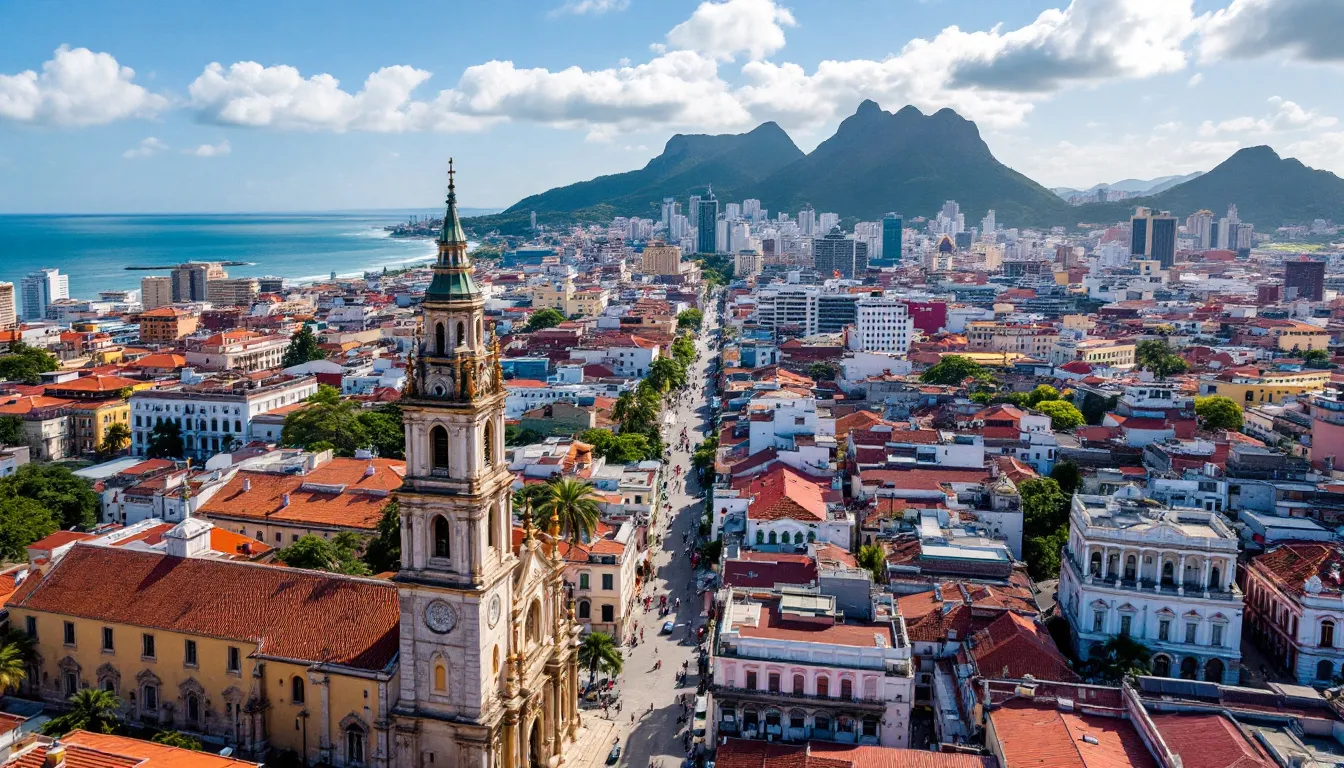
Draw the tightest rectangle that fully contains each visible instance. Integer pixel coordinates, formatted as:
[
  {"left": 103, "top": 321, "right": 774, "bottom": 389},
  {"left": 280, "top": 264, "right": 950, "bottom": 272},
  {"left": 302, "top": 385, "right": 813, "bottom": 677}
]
[{"left": 565, "top": 716, "right": 622, "bottom": 768}]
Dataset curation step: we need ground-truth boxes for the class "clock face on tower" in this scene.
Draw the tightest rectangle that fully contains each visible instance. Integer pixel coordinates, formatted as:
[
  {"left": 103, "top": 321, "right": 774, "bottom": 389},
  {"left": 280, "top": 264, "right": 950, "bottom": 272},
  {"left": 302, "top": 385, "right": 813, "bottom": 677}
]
[
  {"left": 488, "top": 594, "right": 502, "bottom": 628},
  {"left": 424, "top": 599, "right": 458, "bottom": 634}
]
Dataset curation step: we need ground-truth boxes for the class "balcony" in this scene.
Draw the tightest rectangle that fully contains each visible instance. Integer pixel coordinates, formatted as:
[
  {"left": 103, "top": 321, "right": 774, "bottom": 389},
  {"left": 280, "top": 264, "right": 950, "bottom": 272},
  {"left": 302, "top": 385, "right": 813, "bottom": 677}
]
[
  {"left": 1065, "top": 553, "right": 1241, "bottom": 602},
  {"left": 710, "top": 684, "right": 890, "bottom": 711},
  {"left": 717, "top": 720, "right": 880, "bottom": 746}
]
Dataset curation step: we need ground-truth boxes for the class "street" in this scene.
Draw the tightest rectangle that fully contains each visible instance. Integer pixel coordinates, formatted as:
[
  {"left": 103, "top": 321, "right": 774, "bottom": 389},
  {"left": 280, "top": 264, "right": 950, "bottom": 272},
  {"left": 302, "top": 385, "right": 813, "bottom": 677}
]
[{"left": 604, "top": 295, "right": 721, "bottom": 768}]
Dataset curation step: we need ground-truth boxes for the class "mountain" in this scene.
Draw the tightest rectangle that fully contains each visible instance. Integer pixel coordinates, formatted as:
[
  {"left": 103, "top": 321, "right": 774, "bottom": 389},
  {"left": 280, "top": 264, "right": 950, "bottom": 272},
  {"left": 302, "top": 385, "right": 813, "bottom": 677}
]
[
  {"left": 1077, "top": 146, "right": 1344, "bottom": 228},
  {"left": 1052, "top": 172, "right": 1204, "bottom": 199},
  {"left": 755, "top": 101, "right": 1070, "bottom": 226}
]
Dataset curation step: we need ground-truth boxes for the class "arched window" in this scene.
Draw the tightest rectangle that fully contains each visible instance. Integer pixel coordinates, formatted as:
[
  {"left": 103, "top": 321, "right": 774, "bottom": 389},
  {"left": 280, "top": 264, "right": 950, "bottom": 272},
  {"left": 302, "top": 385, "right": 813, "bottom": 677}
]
[
  {"left": 527, "top": 600, "right": 542, "bottom": 645},
  {"left": 456, "top": 322, "right": 466, "bottom": 349},
  {"left": 488, "top": 504, "right": 500, "bottom": 550},
  {"left": 1204, "top": 658, "right": 1225, "bottom": 683},
  {"left": 291, "top": 676, "right": 305, "bottom": 704},
  {"left": 483, "top": 421, "right": 494, "bottom": 466},
  {"left": 755, "top": 530, "right": 764, "bottom": 544},
  {"left": 433, "top": 516, "right": 451, "bottom": 558},
  {"left": 1323, "top": 620, "right": 1336, "bottom": 649},
  {"left": 346, "top": 726, "right": 366, "bottom": 766},
  {"left": 1319, "top": 660, "right": 1334, "bottom": 681},
  {"left": 431, "top": 426, "right": 449, "bottom": 470},
  {"left": 768, "top": 531, "right": 778, "bottom": 545},
  {"left": 793, "top": 674, "right": 804, "bottom": 693},
  {"left": 806, "top": 531, "right": 816, "bottom": 542},
  {"left": 1152, "top": 655, "right": 1171, "bottom": 678},
  {"left": 435, "top": 323, "right": 445, "bottom": 355},
  {"left": 1124, "top": 555, "right": 1137, "bottom": 581},
  {"left": 1090, "top": 551, "right": 1102, "bottom": 576},
  {"left": 186, "top": 693, "right": 201, "bottom": 724},
  {"left": 816, "top": 676, "right": 830, "bottom": 698},
  {"left": 793, "top": 531, "right": 804, "bottom": 545},
  {"left": 1162, "top": 560, "right": 1175, "bottom": 585},
  {"left": 433, "top": 661, "right": 447, "bottom": 693},
  {"left": 1210, "top": 566, "right": 1222, "bottom": 590},
  {"left": 840, "top": 678, "right": 853, "bottom": 700},
  {"left": 578, "top": 600, "right": 591, "bottom": 620}
]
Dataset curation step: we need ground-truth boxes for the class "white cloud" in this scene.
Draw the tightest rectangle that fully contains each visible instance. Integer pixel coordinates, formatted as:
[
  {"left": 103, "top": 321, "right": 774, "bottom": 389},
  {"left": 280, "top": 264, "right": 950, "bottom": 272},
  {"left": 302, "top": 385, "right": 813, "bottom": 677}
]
[
  {"left": 0, "top": 45, "right": 168, "bottom": 126},
  {"left": 1198, "top": 96, "right": 1337, "bottom": 136},
  {"left": 665, "top": 0, "right": 796, "bottom": 62},
  {"left": 186, "top": 139, "right": 231, "bottom": 157},
  {"left": 122, "top": 137, "right": 168, "bottom": 159},
  {"left": 1187, "top": 72, "right": 1203, "bottom": 87},
  {"left": 1199, "top": 0, "right": 1344, "bottom": 63},
  {"left": 1284, "top": 132, "right": 1344, "bottom": 172},
  {"left": 549, "top": 0, "right": 629, "bottom": 16}
]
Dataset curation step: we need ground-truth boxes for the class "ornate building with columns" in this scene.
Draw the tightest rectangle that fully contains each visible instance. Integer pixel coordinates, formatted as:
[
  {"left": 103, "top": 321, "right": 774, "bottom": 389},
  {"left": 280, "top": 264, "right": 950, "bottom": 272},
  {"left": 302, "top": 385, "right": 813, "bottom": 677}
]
[
  {"left": 392, "top": 162, "right": 581, "bottom": 768},
  {"left": 1057, "top": 487, "right": 1243, "bottom": 684}
]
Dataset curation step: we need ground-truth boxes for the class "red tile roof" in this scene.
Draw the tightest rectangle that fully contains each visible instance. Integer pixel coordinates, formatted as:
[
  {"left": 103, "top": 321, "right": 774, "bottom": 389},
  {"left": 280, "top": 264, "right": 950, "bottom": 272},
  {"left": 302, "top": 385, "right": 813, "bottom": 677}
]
[
  {"left": 198, "top": 458, "right": 404, "bottom": 531},
  {"left": 967, "top": 612, "right": 1078, "bottom": 682},
  {"left": 7, "top": 545, "right": 398, "bottom": 670},
  {"left": 714, "top": 739, "right": 995, "bottom": 768},
  {"left": 990, "top": 700, "right": 1157, "bottom": 768},
  {"left": 722, "top": 552, "right": 818, "bottom": 589},
  {"left": 27, "top": 530, "right": 98, "bottom": 552},
  {"left": 1148, "top": 713, "right": 1274, "bottom": 768},
  {"left": 743, "top": 465, "right": 828, "bottom": 522},
  {"left": 1251, "top": 542, "right": 1344, "bottom": 597},
  {"left": 58, "top": 730, "right": 260, "bottom": 768}
]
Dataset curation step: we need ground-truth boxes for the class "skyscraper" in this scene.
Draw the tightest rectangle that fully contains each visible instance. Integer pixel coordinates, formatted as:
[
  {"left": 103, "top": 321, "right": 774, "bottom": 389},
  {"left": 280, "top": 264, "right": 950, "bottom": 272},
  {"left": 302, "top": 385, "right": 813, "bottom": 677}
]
[
  {"left": 1285, "top": 259, "right": 1326, "bottom": 301},
  {"left": 1130, "top": 207, "right": 1178, "bottom": 267},
  {"left": 818, "top": 212, "right": 840, "bottom": 234},
  {"left": 140, "top": 276, "right": 173, "bottom": 310},
  {"left": 798, "top": 206, "right": 815, "bottom": 236},
  {"left": 880, "top": 213, "right": 903, "bottom": 267},
  {"left": 696, "top": 188, "right": 719, "bottom": 254},
  {"left": 19, "top": 268, "right": 68, "bottom": 320},
  {"left": 812, "top": 227, "right": 868, "bottom": 279},
  {"left": 171, "top": 262, "right": 228, "bottom": 302},
  {"left": 0, "top": 282, "right": 15, "bottom": 330},
  {"left": 980, "top": 209, "right": 996, "bottom": 238},
  {"left": 661, "top": 197, "right": 678, "bottom": 230}
]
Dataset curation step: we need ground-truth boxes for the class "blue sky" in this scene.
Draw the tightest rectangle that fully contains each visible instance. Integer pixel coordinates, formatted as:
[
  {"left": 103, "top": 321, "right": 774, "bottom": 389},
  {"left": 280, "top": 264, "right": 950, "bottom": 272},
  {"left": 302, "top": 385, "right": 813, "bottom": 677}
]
[{"left": 2, "top": 0, "right": 1343, "bottom": 213}]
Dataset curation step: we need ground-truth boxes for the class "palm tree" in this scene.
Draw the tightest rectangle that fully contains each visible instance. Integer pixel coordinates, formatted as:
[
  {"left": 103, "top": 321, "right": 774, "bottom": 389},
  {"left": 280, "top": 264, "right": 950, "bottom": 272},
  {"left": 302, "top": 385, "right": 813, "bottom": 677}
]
[
  {"left": 578, "top": 632, "right": 623, "bottom": 684},
  {"left": 0, "top": 643, "right": 28, "bottom": 693},
  {"left": 536, "top": 477, "right": 601, "bottom": 545},
  {"left": 856, "top": 544, "right": 887, "bottom": 584},
  {"left": 42, "top": 688, "right": 123, "bottom": 736},
  {"left": 99, "top": 422, "right": 132, "bottom": 457},
  {"left": 1083, "top": 634, "right": 1152, "bottom": 684}
]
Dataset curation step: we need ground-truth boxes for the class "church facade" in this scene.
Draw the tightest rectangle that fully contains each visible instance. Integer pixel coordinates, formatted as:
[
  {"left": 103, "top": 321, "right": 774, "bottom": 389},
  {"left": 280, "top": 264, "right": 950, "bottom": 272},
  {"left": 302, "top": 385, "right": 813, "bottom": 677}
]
[{"left": 392, "top": 161, "right": 582, "bottom": 768}]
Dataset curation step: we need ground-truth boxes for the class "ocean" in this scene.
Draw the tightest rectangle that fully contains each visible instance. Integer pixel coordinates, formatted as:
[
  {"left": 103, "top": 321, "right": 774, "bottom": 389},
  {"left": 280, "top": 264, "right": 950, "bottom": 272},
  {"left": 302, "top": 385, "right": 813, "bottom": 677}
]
[{"left": 0, "top": 210, "right": 495, "bottom": 299}]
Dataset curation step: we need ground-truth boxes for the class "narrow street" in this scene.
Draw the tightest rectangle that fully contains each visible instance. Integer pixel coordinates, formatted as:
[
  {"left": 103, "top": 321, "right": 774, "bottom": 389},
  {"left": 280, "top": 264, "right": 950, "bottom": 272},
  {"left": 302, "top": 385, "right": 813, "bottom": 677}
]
[{"left": 603, "top": 296, "right": 721, "bottom": 768}]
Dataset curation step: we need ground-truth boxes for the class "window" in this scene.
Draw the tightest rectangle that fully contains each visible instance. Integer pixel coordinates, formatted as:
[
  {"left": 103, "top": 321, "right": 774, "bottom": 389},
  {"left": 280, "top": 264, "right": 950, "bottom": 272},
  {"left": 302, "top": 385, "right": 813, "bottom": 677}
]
[
  {"left": 431, "top": 426, "right": 449, "bottom": 470},
  {"left": 793, "top": 674, "right": 805, "bottom": 694},
  {"left": 1093, "top": 610, "right": 1105, "bottom": 633},
  {"left": 1158, "top": 620, "right": 1171, "bottom": 642},
  {"left": 1185, "top": 622, "right": 1198, "bottom": 644},
  {"left": 63, "top": 621, "right": 75, "bottom": 646},
  {"left": 435, "top": 322, "right": 445, "bottom": 355},
  {"left": 102, "top": 627, "right": 114, "bottom": 652},
  {"left": 483, "top": 422, "right": 494, "bottom": 466},
  {"left": 25, "top": 616, "right": 36, "bottom": 639},
  {"left": 184, "top": 639, "right": 197, "bottom": 666},
  {"left": 143, "top": 684, "right": 159, "bottom": 711},
  {"left": 579, "top": 573, "right": 590, "bottom": 590},
  {"left": 227, "top": 646, "right": 241, "bottom": 673},
  {"left": 755, "top": 530, "right": 764, "bottom": 544},
  {"left": 768, "top": 673, "right": 780, "bottom": 693},
  {"left": 433, "top": 516, "right": 451, "bottom": 559},
  {"left": 1120, "top": 615, "right": 1132, "bottom": 637},
  {"left": 840, "top": 679, "right": 853, "bottom": 700},
  {"left": 346, "top": 728, "right": 365, "bottom": 765},
  {"left": 816, "top": 677, "right": 829, "bottom": 698},
  {"left": 601, "top": 604, "right": 614, "bottom": 623},
  {"left": 578, "top": 601, "right": 590, "bottom": 620},
  {"left": 745, "top": 671, "right": 757, "bottom": 689},
  {"left": 64, "top": 671, "right": 78, "bottom": 697},
  {"left": 602, "top": 574, "right": 613, "bottom": 591},
  {"left": 1318, "top": 660, "right": 1334, "bottom": 682},
  {"left": 1323, "top": 620, "right": 1336, "bottom": 649},
  {"left": 142, "top": 634, "right": 156, "bottom": 659},
  {"left": 292, "top": 676, "right": 305, "bottom": 704},
  {"left": 1211, "top": 624, "right": 1224, "bottom": 648}
]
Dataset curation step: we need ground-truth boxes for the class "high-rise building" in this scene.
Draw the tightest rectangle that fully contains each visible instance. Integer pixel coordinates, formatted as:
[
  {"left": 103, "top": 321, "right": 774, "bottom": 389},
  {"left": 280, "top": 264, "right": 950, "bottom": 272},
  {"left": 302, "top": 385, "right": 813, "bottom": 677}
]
[
  {"left": 396, "top": 162, "right": 579, "bottom": 766},
  {"left": 1235, "top": 222, "right": 1255, "bottom": 251},
  {"left": 879, "top": 213, "right": 903, "bottom": 267},
  {"left": 661, "top": 197, "right": 678, "bottom": 230},
  {"left": 1186, "top": 210, "right": 1214, "bottom": 249},
  {"left": 798, "top": 206, "right": 815, "bottom": 236},
  {"left": 1285, "top": 259, "right": 1326, "bottom": 302},
  {"left": 853, "top": 296, "right": 915, "bottom": 354},
  {"left": 640, "top": 240, "right": 682, "bottom": 275},
  {"left": 724, "top": 202, "right": 741, "bottom": 221},
  {"left": 981, "top": 209, "right": 996, "bottom": 238},
  {"left": 205, "top": 277, "right": 261, "bottom": 307},
  {"left": 530, "top": 210, "right": 537, "bottom": 230},
  {"left": 696, "top": 189, "right": 719, "bottom": 254},
  {"left": 812, "top": 227, "right": 868, "bottom": 279},
  {"left": 19, "top": 268, "right": 68, "bottom": 320},
  {"left": 171, "top": 262, "right": 228, "bottom": 303},
  {"left": 140, "top": 276, "right": 173, "bottom": 310},
  {"left": 818, "top": 212, "right": 840, "bottom": 234},
  {"left": 742, "top": 198, "right": 762, "bottom": 221},
  {"left": 1130, "top": 207, "right": 1178, "bottom": 267},
  {"left": 0, "top": 282, "right": 15, "bottom": 330}
]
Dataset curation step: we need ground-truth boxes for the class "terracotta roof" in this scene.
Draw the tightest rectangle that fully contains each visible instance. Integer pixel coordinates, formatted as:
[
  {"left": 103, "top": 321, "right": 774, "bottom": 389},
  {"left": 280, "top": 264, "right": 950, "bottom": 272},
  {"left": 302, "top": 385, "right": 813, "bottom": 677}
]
[
  {"left": 989, "top": 699, "right": 1157, "bottom": 768},
  {"left": 1148, "top": 714, "right": 1274, "bottom": 768},
  {"left": 721, "top": 553, "right": 818, "bottom": 589},
  {"left": 130, "top": 353, "right": 187, "bottom": 369},
  {"left": 47, "top": 374, "right": 140, "bottom": 393},
  {"left": 0, "top": 395, "right": 75, "bottom": 415},
  {"left": 967, "top": 612, "right": 1078, "bottom": 682},
  {"left": 743, "top": 465, "right": 828, "bottom": 522},
  {"left": 27, "top": 530, "right": 98, "bottom": 552},
  {"left": 7, "top": 545, "right": 398, "bottom": 670},
  {"left": 198, "top": 458, "right": 404, "bottom": 531},
  {"left": 57, "top": 730, "right": 260, "bottom": 768},
  {"left": 858, "top": 467, "right": 990, "bottom": 491},
  {"left": 120, "top": 458, "right": 176, "bottom": 476},
  {"left": 1251, "top": 542, "right": 1344, "bottom": 597},
  {"left": 714, "top": 739, "right": 995, "bottom": 768}
]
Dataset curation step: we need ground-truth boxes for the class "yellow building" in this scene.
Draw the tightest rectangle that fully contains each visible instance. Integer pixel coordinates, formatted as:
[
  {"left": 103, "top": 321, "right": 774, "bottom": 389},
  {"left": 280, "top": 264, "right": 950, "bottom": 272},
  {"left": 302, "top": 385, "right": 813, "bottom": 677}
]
[
  {"left": 1267, "top": 321, "right": 1331, "bottom": 352},
  {"left": 1048, "top": 338, "right": 1136, "bottom": 368},
  {"left": 1197, "top": 368, "right": 1331, "bottom": 405},
  {"left": 67, "top": 399, "right": 131, "bottom": 455},
  {"left": 966, "top": 321, "right": 1059, "bottom": 358},
  {"left": 529, "top": 280, "right": 609, "bottom": 318},
  {"left": 640, "top": 241, "right": 682, "bottom": 275},
  {"left": 6, "top": 542, "right": 400, "bottom": 768}
]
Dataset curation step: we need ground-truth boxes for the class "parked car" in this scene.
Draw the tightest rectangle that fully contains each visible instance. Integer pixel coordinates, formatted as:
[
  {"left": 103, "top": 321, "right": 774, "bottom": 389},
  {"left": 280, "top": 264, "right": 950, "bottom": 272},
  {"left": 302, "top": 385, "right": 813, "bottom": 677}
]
[
  {"left": 662, "top": 620, "right": 675, "bottom": 634},
  {"left": 607, "top": 745, "right": 621, "bottom": 765}
]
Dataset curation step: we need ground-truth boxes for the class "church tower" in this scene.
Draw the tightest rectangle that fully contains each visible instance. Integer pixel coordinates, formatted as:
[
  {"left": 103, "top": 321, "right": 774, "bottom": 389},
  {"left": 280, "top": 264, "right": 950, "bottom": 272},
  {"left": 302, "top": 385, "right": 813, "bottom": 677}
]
[{"left": 394, "top": 161, "right": 580, "bottom": 768}]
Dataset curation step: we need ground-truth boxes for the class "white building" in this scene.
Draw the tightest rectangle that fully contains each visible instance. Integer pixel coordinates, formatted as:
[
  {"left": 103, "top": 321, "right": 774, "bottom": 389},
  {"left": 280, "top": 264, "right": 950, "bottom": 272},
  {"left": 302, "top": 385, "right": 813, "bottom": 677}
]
[
  {"left": 850, "top": 297, "right": 915, "bottom": 355},
  {"left": 20, "top": 268, "right": 68, "bottom": 320},
  {"left": 184, "top": 330, "right": 289, "bottom": 372},
  {"left": 1057, "top": 489, "right": 1243, "bottom": 684},
  {"left": 710, "top": 589, "right": 914, "bottom": 748},
  {"left": 1244, "top": 542, "right": 1344, "bottom": 686}
]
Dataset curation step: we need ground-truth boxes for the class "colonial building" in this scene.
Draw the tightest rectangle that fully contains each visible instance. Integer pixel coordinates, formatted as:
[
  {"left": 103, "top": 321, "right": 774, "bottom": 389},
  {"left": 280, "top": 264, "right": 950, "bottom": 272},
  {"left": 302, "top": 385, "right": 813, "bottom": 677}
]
[
  {"left": 1057, "top": 489, "right": 1243, "bottom": 684},
  {"left": 1244, "top": 542, "right": 1344, "bottom": 686},
  {"left": 391, "top": 162, "right": 581, "bottom": 768}
]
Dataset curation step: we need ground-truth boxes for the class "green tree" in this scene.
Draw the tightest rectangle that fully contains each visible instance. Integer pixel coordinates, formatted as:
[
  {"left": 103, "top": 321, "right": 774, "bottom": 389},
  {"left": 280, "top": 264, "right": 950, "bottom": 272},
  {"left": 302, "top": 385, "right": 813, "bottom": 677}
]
[
  {"left": 577, "top": 631, "right": 624, "bottom": 683},
  {"left": 0, "top": 416, "right": 24, "bottom": 447},
  {"left": 0, "top": 496, "right": 59, "bottom": 561},
  {"left": 98, "top": 422, "right": 132, "bottom": 457},
  {"left": 357, "top": 404, "right": 405, "bottom": 459},
  {"left": 1020, "top": 477, "right": 1069, "bottom": 541},
  {"left": 646, "top": 357, "right": 688, "bottom": 394},
  {"left": 152, "top": 732, "right": 204, "bottom": 751},
  {"left": 676, "top": 309, "right": 704, "bottom": 331},
  {"left": 42, "top": 688, "right": 123, "bottom": 736},
  {"left": 276, "top": 533, "right": 370, "bottom": 576},
  {"left": 1135, "top": 339, "right": 1189, "bottom": 379},
  {"left": 1303, "top": 349, "right": 1334, "bottom": 369},
  {"left": 282, "top": 400, "right": 370, "bottom": 457},
  {"left": 145, "top": 420, "right": 185, "bottom": 460},
  {"left": 0, "top": 463, "right": 97, "bottom": 531},
  {"left": 1026, "top": 384, "right": 1060, "bottom": 406},
  {"left": 1195, "top": 395, "right": 1244, "bottom": 431},
  {"left": 308, "top": 383, "right": 342, "bottom": 406},
  {"left": 281, "top": 326, "right": 327, "bottom": 369},
  {"left": 1082, "top": 634, "right": 1153, "bottom": 684},
  {"left": 505, "top": 424, "right": 544, "bottom": 446},
  {"left": 1049, "top": 460, "right": 1083, "bottom": 496},
  {"left": 1024, "top": 527, "right": 1069, "bottom": 580},
  {"left": 581, "top": 429, "right": 651, "bottom": 463},
  {"left": 362, "top": 500, "right": 401, "bottom": 574},
  {"left": 0, "top": 640, "right": 31, "bottom": 693},
  {"left": 526, "top": 308, "right": 566, "bottom": 332},
  {"left": 1079, "top": 392, "right": 1119, "bottom": 426},
  {"left": 920, "top": 355, "right": 994, "bottom": 386},
  {"left": 1035, "top": 400, "right": 1086, "bottom": 431},
  {"left": 0, "top": 341, "right": 59, "bottom": 385},
  {"left": 535, "top": 477, "right": 601, "bottom": 545},
  {"left": 808, "top": 362, "right": 840, "bottom": 381},
  {"left": 691, "top": 433, "right": 719, "bottom": 475},
  {"left": 671, "top": 335, "right": 696, "bottom": 367},
  {"left": 513, "top": 483, "right": 552, "bottom": 519},
  {"left": 857, "top": 543, "right": 886, "bottom": 583}
]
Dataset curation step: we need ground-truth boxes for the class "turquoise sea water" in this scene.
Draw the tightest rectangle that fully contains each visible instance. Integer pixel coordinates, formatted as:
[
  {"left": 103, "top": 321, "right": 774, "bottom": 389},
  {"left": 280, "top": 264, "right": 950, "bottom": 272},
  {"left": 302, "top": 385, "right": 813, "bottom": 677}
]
[{"left": 0, "top": 210, "right": 492, "bottom": 299}]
